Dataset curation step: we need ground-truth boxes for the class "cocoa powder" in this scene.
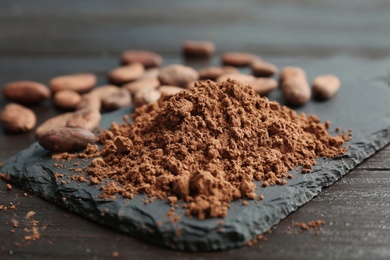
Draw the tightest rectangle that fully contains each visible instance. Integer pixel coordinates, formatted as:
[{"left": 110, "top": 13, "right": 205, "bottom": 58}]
[{"left": 85, "top": 79, "right": 349, "bottom": 220}]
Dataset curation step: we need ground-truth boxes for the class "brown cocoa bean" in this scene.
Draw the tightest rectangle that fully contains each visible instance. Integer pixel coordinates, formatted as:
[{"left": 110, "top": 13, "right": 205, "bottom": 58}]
[
  {"left": 183, "top": 40, "right": 215, "bottom": 58},
  {"left": 159, "top": 85, "right": 185, "bottom": 96},
  {"left": 280, "top": 67, "right": 311, "bottom": 106},
  {"left": 35, "top": 112, "right": 74, "bottom": 139},
  {"left": 139, "top": 68, "right": 160, "bottom": 79},
  {"left": 312, "top": 75, "right": 340, "bottom": 101},
  {"left": 221, "top": 52, "right": 260, "bottom": 67},
  {"left": 66, "top": 108, "right": 101, "bottom": 131},
  {"left": 108, "top": 63, "right": 145, "bottom": 85},
  {"left": 249, "top": 78, "right": 278, "bottom": 96},
  {"left": 120, "top": 50, "right": 163, "bottom": 68},
  {"left": 122, "top": 78, "right": 160, "bottom": 96},
  {"left": 76, "top": 93, "right": 102, "bottom": 111},
  {"left": 2, "top": 81, "right": 51, "bottom": 104},
  {"left": 102, "top": 89, "right": 132, "bottom": 111},
  {"left": 50, "top": 73, "right": 96, "bottom": 93},
  {"left": 38, "top": 127, "right": 96, "bottom": 152},
  {"left": 1, "top": 103, "right": 36, "bottom": 133},
  {"left": 216, "top": 73, "right": 255, "bottom": 86},
  {"left": 89, "top": 85, "right": 119, "bottom": 99},
  {"left": 158, "top": 64, "right": 199, "bottom": 88},
  {"left": 53, "top": 90, "right": 82, "bottom": 110},
  {"left": 134, "top": 88, "right": 161, "bottom": 107},
  {"left": 279, "top": 67, "right": 306, "bottom": 84},
  {"left": 250, "top": 60, "right": 278, "bottom": 77},
  {"left": 198, "top": 66, "right": 238, "bottom": 80}
]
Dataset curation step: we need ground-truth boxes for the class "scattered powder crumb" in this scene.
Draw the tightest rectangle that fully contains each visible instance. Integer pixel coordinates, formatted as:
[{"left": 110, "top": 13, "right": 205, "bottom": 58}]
[
  {"left": 0, "top": 173, "right": 11, "bottom": 181},
  {"left": 25, "top": 211, "right": 36, "bottom": 219},
  {"left": 6, "top": 184, "right": 12, "bottom": 190},
  {"left": 286, "top": 219, "right": 326, "bottom": 235},
  {"left": 112, "top": 251, "right": 120, "bottom": 257},
  {"left": 11, "top": 218, "right": 19, "bottom": 228}
]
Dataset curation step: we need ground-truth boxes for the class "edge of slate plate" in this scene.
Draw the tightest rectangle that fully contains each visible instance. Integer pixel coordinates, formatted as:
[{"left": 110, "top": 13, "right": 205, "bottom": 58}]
[{"left": 2, "top": 56, "right": 390, "bottom": 251}]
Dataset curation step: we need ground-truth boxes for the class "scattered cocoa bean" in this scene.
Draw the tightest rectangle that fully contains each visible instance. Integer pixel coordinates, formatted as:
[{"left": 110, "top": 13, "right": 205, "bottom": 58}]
[
  {"left": 38, "top": 127, "right": 96, "bottom": 152},
  {"left": 312, "top": 75, "right": 340, "bottom": 101},
  {"left": 108, "top": 63, "right": 145, "bottom": 85},
  {"left": 280, "top": 67, "right": 311, "bottom": 106},
  {"left": 35, "top": 112, "right": 74, "bottom": 139},
  {"left": 250, "top": 60, "right": 278, "bottom": 77},
  {"left": 134, "top": 88, "right": 161, "bottom": 107},
  {"left": 159, "top": 85, "right": 185, "bottom": 96},
  {"left": 279, "top": 67, "right": 306, "bottom": 84},
  {"left": 89, "top": 85, "right": 119, "bottom": 99},
  {"left": 198, "top": 66, "right": 239, "bottom": 80},
  {"left": 216, "top": 73, "right": 255, "bottom": 86},
  {"left": 139, "top": 68, "right": 160, "bottom": 79},
  {"left": 76, "top": 93, "right": 102, "bottom": 111},
  {"left": 102, "top": 89, "right": 132, "bottom": 111},
  {"left": 66, "top": 108, "right": 101, "bottom": 131},
  {"left": 53, "top": 90, "right": 82, "bottom": 110},
  {"left": 120, "top": 50, "right": 163, "bottom": 68},
  {"left": 221, "top": 52, "right": 260, "bottom": 67},
  {"left": 50, "top": 73, "right": 96, "bottom": 93},
  {"left": 158, "top": 64, "right": 199, "bottom": 88},
  {"left": 183, "top": 40, "right": 215, "bottom": 58},
  {"left": 249, "top": 78, "right": 278, "bottom": 96},
  {"left": 122, "top": 78, "right": 160, "bottom": 96},
  {"left": 2, "top": 81, "right": 51, "bottom": 104},
  {"left": 0, "top": 103, "right": 36, "bottom": 133}
]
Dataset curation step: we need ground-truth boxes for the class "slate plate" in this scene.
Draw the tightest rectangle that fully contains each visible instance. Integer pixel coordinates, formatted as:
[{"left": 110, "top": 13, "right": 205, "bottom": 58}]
[{"left": 2, "top": 56, "right": 390, "bottom": 251}]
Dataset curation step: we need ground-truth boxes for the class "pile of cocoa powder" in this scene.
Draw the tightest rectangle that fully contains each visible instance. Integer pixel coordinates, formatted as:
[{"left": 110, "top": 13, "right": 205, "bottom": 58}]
[{"left": 86, "top": 79, "right": 348, "bottom": 219}]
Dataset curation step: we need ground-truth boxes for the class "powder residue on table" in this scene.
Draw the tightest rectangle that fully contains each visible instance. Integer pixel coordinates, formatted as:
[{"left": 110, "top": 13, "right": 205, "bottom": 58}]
[{"left": 87, "top": 79, "right": 348, "bottom": 219}]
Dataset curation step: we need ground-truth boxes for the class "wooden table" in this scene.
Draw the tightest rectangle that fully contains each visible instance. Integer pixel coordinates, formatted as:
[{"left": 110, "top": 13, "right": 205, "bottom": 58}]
[{"left": 1, "top": 1, "right": 390, "bottom": 259}]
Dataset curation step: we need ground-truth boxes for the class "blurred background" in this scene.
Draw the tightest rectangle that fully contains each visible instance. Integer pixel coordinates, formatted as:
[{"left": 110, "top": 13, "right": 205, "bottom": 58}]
[{"left": 1, "top": 0, "right": 390, "bottom": 58}]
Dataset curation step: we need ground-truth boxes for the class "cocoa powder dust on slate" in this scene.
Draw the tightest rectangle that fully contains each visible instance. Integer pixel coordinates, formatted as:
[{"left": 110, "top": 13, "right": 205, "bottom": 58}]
[{"left": 86, "top": 80, "right": 348, "bottom": 220}]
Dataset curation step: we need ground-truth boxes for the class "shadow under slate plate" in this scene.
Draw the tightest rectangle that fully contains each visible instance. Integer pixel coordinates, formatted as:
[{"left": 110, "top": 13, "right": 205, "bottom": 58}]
[{"left": 2, "top": 56, "right": 390, "bottom": 251}]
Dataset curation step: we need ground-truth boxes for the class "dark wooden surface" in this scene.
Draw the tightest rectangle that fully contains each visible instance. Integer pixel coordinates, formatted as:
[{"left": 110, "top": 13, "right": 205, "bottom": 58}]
[{"left": 1, "top": 1, "right": 390, "bottom": 259}]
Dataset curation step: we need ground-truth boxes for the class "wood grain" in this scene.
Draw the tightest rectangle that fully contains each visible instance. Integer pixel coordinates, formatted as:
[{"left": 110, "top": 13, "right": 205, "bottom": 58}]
[{"left": 1, "top": 0, "right": 390, "bottom": 259}]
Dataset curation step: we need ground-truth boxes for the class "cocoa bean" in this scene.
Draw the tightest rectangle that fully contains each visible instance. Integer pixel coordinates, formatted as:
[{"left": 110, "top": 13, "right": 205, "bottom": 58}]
[
  {"left": 2, "top": 81, "right": 51, "bottom": 104},
  {"left": 53, "top": 90, "right": 81, "bottom": 110},
  {"left": 249, "top": 78, "right": 278, "bottom": 96},
  {"left": 198, "top": 66, "right": 238, "bottom": 80},
  {"left": 120, "top": 50, "right": 163, "bottom": 68},
  {"left": 76, "top": 93, "right": 102, "bottom": 111},
  {"left": 280, "top": 67, "right": 311, "bottom": 106},
  {"left": 102, "top": 89, "right": 132, "bottom": 111},
  {"left": 35, "top": 112, "right": 74, "bottom": 139},
  {"left": 50, "top": 73, "right": 96, "bottom": 93},
  {"left": 216, "top": 73, "right": 255, "bottom": 86},
  {"left": 183, "top": 40, "right": 215, "bottom": 58},
  {"left": 1, "top": 103, "right": 36, "bottom": 133},
  {"left": 312, "top": 75, "right": 340, "bottom": 101},
  {"left": 158, "top": 85, "right": 185, "bottom": 96},
  {"left": 221, "top": 52, "right": 260, "bottom": 67},
  {"left": 66, "top": 108, "right": 101, "bottom": 131},
  {"left": 158, "top": 64, "right": 199, "bottom": 88},
  {"left": 122, "top": 78, "right": 160, "bottom": 96},
  {"left": 134, "top": 88, "right": 161, "bottom": 107},
  {"left": 38, "top": 127, "right": 96, "bottom": 152},
  {"left": 139, "top": 68, "right": 160, "bottom": 79},
  {"left": 251, "top": 60, "right": 278, "bottom": 77},
  {"left": 108, "top": 63, "right": 145, "bottom": 85}
]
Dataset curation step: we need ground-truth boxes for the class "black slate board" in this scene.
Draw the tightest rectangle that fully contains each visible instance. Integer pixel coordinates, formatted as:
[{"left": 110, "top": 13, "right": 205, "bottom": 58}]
[{"left": 2, "top": 56, "right": 390, "bottom": 251}]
